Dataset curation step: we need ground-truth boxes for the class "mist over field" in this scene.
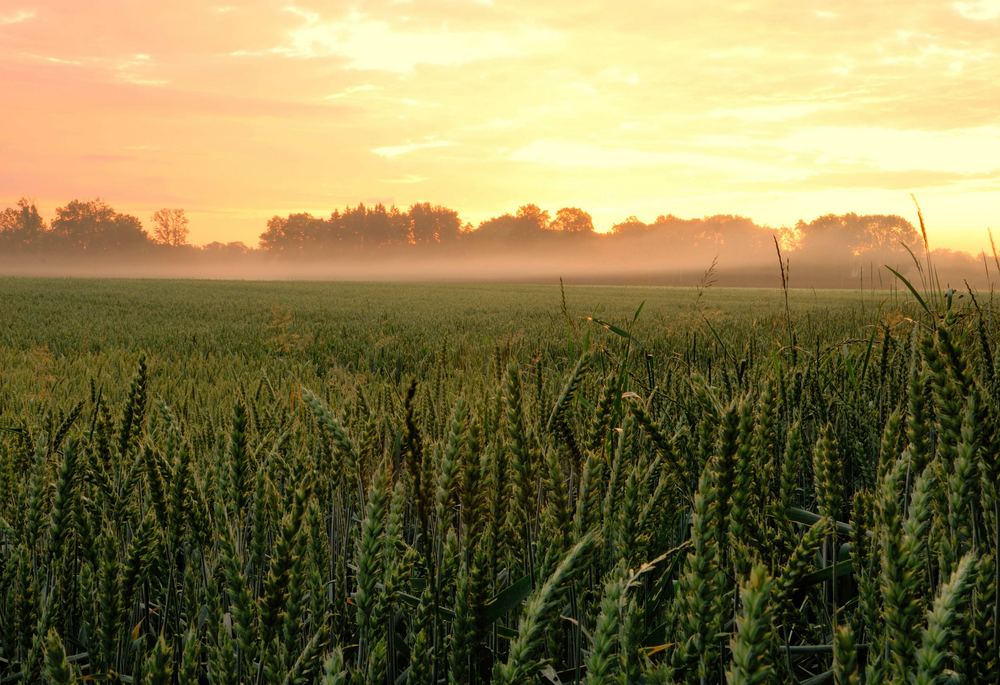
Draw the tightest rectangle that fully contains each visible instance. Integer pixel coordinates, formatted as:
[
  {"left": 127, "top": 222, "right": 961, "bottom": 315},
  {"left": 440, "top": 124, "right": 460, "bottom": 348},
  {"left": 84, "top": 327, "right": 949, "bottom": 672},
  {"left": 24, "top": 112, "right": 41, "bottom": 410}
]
[{"left": 1, "top": 198, "right": 993, "bottom": 287}]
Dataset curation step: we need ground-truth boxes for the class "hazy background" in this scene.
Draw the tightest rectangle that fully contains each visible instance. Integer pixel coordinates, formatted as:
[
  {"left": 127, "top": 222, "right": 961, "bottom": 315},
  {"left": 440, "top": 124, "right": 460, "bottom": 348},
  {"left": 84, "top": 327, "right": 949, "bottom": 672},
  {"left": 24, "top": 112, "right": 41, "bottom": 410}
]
[{"left": 0, "top": 197, "right": 992, "bottom": 287}]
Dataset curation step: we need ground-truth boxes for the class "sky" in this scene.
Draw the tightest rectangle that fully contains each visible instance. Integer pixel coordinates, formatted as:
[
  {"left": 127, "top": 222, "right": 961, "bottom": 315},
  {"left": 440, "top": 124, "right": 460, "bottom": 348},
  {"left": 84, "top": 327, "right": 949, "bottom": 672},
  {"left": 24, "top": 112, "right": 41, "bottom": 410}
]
[{"left": 1, "top": 0, "right": 999, "bottom": 252}]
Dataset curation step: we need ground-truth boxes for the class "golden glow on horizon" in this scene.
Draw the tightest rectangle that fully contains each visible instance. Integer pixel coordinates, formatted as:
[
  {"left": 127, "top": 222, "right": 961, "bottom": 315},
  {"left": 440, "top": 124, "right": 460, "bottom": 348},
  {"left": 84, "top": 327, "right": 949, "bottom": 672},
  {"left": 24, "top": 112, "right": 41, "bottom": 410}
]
[{"left": 1, "top": 1, "right": 998, "bottom": 253}]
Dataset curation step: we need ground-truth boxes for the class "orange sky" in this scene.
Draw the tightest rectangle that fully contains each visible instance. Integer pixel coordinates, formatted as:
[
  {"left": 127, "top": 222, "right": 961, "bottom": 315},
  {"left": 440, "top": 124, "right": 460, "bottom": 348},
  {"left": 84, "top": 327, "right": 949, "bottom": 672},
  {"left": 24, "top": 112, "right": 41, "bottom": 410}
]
[{"left": 1, "top": 1, "right": 999, "bottom": 252}]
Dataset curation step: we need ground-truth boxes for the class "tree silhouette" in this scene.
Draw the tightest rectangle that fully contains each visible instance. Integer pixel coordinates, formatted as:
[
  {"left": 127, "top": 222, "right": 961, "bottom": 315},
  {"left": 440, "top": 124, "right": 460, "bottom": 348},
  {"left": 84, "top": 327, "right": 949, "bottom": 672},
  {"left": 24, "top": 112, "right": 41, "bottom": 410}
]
[
  {"left": 794, "top": 213, "right": 921, "bottom": 261},
  {"left": 259, "top": 213, "right": 326, "bottom": 253},
  {"left": 203, "top": 240, "right": 250, "bottom": 254},
  {"left": 610, "top": 216, "right": 651, "bottom": 236},
  {"left": 260, "top": 204, "right": 463, "bottom": 252},
  {"left": 516, "top": 204, "right": 550, "bottom": 230},
  {"left": 1, "top": 193, "right": 970, "bottom": 290},
  {"left": 0, "top": 198, "right": 45, "bottom": 249},
  {"left": 50, "top": 199, "right": 148, "bottom": 252},
  {"left": 407, "top": 203, "right": 462, "bottom": 244},
  {"left": 551, "top": 207, "right": 594, "bottom": 234},
  {"left": 473, "top": 204, "right": 552, "bottom": 242},
  {"left": 151, "top": 208, "right": 190, "bottom": 247}
]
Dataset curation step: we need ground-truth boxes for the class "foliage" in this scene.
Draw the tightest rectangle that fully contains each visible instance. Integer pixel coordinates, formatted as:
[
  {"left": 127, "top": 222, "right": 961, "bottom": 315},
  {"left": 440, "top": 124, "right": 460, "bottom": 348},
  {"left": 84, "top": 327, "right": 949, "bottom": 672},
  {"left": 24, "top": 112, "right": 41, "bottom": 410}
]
[
  {"left": 50, "top": 199, "right": 148, "bottom": 252},
  {"left": 151, "top": 209, "right": 189, "bottom": 247},
  {"left": 0, "top": 279, "right": 997, "bottom": 684}
]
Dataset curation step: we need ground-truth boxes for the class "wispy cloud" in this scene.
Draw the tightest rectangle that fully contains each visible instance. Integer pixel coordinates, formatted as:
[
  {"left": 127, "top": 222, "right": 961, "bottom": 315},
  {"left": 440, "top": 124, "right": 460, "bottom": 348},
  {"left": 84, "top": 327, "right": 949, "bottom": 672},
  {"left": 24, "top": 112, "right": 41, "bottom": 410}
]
[
  {"left": 0, "top": 8, "right": 34, "bottom": 25},
  {"left": 709, "top": 103, "right": 830, "bottom": 123},
  {"left": 952, "top": 0, "right": 1000, "bottom": 20},
  {"left": 20, "top": 53, "right": 84, "bottom": 66},
  {"left": 323, "top": 84, "right": 438, "bottom": 109},
  {"left": 372, "top": 139, "right": 455, "bottom": 158},
  {"left": 508, "top": 139, "right": 803, "bottom": 181},
  {"left": 382, "top": 174, "right": 428, "bottom": 184},
  {"left": 324, "top": 84, "right": 383, "bottom": 100},
  {"left": 598, "top": 67, "right": 641, "bottom": 86},
  {"left": 777, "top": 125, "right": 1000, "bottom": 175},
  {"left": 509, "top": 140, "right": 674, "bottom": 168},
  {"left": 116, "top": 53, "right": 169, "bottom": 86},
  {"left": 273, "top": 8, "right": 560, "bottom": 72}
]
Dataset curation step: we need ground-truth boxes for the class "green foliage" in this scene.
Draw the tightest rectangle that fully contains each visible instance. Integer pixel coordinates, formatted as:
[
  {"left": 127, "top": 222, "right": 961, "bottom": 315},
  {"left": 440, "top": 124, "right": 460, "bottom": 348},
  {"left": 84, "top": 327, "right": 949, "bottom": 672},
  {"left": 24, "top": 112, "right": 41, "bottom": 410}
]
[{"left": 0, "top": 279, "right": 997, "bottom": 684}]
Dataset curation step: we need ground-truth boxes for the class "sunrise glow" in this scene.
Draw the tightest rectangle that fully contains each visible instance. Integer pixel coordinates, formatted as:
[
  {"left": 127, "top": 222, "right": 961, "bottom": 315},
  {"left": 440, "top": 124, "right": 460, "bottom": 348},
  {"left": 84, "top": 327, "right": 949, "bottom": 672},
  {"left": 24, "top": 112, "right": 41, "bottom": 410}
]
[{"left": 2, "top": 1, "right": 999, "bottom": 252}]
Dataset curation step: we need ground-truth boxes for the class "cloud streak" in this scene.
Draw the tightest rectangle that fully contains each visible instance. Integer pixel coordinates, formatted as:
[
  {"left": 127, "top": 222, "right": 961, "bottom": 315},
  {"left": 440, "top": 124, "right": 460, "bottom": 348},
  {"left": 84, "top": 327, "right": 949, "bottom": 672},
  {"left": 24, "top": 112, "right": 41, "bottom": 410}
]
[
  {"left": 0, "top": 9, "right": 34, "bottom": 25},
  {"left": 952, "top": 0, "right": 1000, "bottom": 20},
  {"left": 272, "top": 8, "right": 560, "bottom": 72},
  {"left": 372, "top": 139, "right": 455, "bottom": 158}
]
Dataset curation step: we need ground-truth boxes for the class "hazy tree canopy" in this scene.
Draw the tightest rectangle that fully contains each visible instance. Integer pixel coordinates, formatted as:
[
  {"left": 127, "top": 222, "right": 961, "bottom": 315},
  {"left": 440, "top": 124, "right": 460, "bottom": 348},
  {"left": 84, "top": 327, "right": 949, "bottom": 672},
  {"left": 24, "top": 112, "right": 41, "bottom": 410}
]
[
  {"left": 259, "top": 213, "right": 328, "bottom": 253},
  {"left": 610, "top": 215, "right": 650, "bottom": 236},
  {"left": 407, "top": 202, "right": 462, "bottom": 244},
  {"left": 473, "top": 204, "right": 557, "bottom": 242},
  {"left": 1, "top": 196, "right": 979, "bottom": 287},
  {"left": 0, "top": 198, "right": 45, "bottom": 248},
  {"left": 50, "top": 199, "right": 148, "bottom": 252},
  {"left": 0, "top": 196, "right": 926, "bottom": 265},
  {"left": 606, "top": 214, "right": 772, "bottom": 260},
  {"left": 516, "top": 203, "right": 550, "bottom": 229},
  {"left": 152, "top": 208, "right": 190, "bottom": 247},
  {"left": 260, "top": 204, "right": 465, "bottom": 252},
  {"left": 202, "top": 240, "right": 250, "bottom": 253},
  {"left": 472, "top": 213, "right": 533, "bottom": 241},
  {"left": 551, "top": 207, "right": 595, "bottom": 234},
  {"left": 793, "top": 213, "right": 921, "bottom": 259},
  {"left": 360, "top": 203, "right": 407, "bottom": 247}
]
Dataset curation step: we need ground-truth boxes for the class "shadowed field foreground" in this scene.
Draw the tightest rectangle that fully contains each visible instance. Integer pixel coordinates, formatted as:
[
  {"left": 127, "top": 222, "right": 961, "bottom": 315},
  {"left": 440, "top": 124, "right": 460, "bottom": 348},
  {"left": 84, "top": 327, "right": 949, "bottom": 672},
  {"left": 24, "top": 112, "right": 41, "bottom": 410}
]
[{"left": 0, "top": 280, "right": 997, "bottom": 684}]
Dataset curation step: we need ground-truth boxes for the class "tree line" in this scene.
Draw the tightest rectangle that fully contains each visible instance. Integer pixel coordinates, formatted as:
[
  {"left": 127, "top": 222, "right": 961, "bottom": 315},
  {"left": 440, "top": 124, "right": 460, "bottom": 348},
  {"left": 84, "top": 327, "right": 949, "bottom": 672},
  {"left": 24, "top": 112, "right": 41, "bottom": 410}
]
[
  {"left": 0, "top": 199, "right": 197, "bottom": 253},
  {"left": 257, "top": 203, "right": 932, "bottom": 267},
  {"left": 1, "top": 196, "right": 983, "bottom": 285}
]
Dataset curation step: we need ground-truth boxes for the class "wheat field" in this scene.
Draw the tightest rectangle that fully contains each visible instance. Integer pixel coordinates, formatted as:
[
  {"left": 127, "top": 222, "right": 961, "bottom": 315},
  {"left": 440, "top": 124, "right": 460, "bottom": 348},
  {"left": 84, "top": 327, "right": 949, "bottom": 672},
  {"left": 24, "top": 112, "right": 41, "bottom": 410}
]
[{"left": 0, "top": 278, "right": 996, "bottom": 684}]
